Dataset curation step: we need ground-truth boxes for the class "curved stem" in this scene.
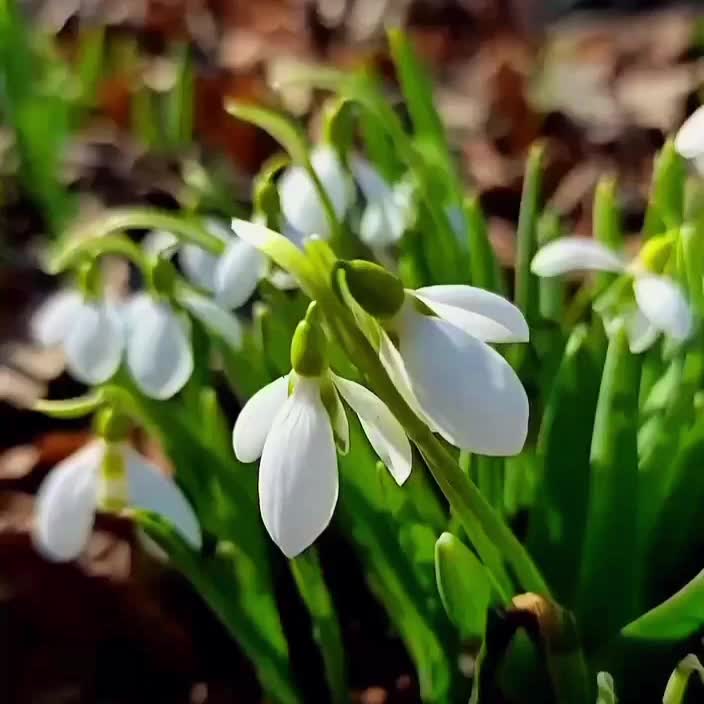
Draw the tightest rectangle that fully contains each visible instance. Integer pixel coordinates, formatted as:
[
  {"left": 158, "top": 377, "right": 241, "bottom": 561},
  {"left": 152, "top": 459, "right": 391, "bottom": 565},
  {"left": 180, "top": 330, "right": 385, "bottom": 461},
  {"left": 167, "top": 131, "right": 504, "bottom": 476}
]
[
  {"left": 52, "top": 234, "right": 151, "bottom": 274},
  {"left": 51, "top": 208, "right": 225, "bottom": 272}
]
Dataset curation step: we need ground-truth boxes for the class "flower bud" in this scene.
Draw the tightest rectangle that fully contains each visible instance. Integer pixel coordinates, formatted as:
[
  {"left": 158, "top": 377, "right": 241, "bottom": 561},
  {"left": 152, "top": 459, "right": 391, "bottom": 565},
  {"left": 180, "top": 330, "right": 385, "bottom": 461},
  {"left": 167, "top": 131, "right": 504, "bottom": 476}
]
[
  {"left": 290, "top": 304, "right": 328, "bottom": 376},
  {"left": 339, "top": 260, "right": 405, "bottom": 318}
]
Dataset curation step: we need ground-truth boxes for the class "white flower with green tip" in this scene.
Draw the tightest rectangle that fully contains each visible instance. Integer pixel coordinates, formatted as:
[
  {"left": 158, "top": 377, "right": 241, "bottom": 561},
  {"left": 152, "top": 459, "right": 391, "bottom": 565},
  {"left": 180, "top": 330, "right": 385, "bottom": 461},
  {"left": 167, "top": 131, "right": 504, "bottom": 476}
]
[
  {"left": 232, "top": 317, "right": 411, "bottom": 558},
  {"left": 531, "top": 236, "right": 693, "bottom": 353},
  {"left": 382, "top": 286, "right": 530, "bottom": 456},
  {"left": 34, "top": 439, "right": 201, "bottom": 562}
]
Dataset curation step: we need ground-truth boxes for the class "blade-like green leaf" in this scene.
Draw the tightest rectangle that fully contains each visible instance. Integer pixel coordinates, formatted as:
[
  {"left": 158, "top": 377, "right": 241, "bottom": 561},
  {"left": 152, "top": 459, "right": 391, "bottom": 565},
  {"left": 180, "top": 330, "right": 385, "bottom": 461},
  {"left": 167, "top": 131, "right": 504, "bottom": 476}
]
[
  {"left": 528, "top": 325, "right": 603, "bottom": 606},
  {"left": 576, "top": 327, "right": 640, "bottom": 647},
  {"left": 514, "top": 143, "right": 544, "bottom": 325}
]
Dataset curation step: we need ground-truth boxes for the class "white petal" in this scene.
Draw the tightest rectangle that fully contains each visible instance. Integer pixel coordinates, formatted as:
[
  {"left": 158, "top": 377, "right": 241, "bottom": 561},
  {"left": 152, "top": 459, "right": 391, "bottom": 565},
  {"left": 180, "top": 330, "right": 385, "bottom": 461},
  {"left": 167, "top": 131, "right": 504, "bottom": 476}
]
[
  {"left": 178, "top": 219, "right": 232, "bottom": 290},
  {"left": 531, "top": 237, "right": 626, "bottom": 277},
  {"left": 634, "top": 274, "right": 693, "bottom": 341},
  {"left": 233, "top": 375, "right": 289, "bottom": 462},
  {"left": 258, "top": 377, "right": 338, "bottom": 557},
  {"left": 124, "top": 446, "right": 202, "bottom": 548},
  {"left": 179, "top": 244, "right": 220, "bottom": 291},
  {"left": 625, "top": 308, "right": 659, "bottom": 354},
  {"left": 177, "top": 290, "right": 243, "bottom": 349},
  {"left": 34, "top": 441, "right": 101, "bottom": 561},
  {"left": 63, "top": 300, "right": 124, "bottom": 384},
  {"left": 398, "top": 310, "right": 529, "bottom": 455},
  {"left": 214, "top": 239, "right": 266, "bottom": 310},
  {"left": 350, "top": 156, "right": 393, "bottom": 202},
  {"left": 360, "top": 199, "right": 408, "bottom": 247},
  {"left": 675, "top": 106, "right": 704, "bottom": 160},
  {"left": 415, "top": 286, "right": 529, "bottom": 343},
  {"left": 126, "top": 299, "right": 193, "bottom": 399},
  {"left": 142, "top": 229, "right": 178, "bottom": 257},
  {"left": 331, "top": 373, "right": 412, "bottom": 485},
  {"left": 379, "top": 331, "right": 440, "bottom": 433},
  {"left": 31, "top": 289, "right": 83, "bottom": 347},
  {"left": 278, "top": 146, "right": 352, "bottom": 237}
]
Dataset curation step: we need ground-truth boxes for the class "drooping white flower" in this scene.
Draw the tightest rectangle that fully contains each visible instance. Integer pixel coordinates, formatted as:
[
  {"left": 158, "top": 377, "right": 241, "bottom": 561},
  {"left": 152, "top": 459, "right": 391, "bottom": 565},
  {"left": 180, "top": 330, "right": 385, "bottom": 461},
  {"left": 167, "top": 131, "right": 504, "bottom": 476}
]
[
  {"left": 384, "top": 288, "right": 530, "bottom": 456},
  {"left": 34, "top": 440, "right": 201, "bottom": 562},
  {"left": 122, "top": 292, "right": 195, "bottom": 399},
  {"left": 278, "top": 145, "right": 355, "bottom": 238},
  {"left": 675, "top": 105, "right": 704, "bottom": 169},
  {"left": 350, "top": 157, "right": 414, "bottom": 247},
  {"left": 31, "top": 290, "right": 125, "bottom": 385},
  {"left": 232, "top": 371, "right": 412, "bottom": 557},
  {"left": 531, "top": 237, "right": 693, "bottom": 352},
  {"left": 145, "top": 220, "right": 269, "bottom": 309}
]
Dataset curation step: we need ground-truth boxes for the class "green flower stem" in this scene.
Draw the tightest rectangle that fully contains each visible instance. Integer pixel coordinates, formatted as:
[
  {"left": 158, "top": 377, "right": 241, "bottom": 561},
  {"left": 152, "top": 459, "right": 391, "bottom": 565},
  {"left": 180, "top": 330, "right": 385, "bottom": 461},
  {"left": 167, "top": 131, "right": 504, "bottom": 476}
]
[
  {"left": 51, "top": 207, "right": 224, "bottom": 272},
  {"left": 51, "top": 233, "right": 151, "bottom": 275},
  {"left": 290, "top": 549, "right": 349, "bottom": 704},
  {"left": 302, "top": 240, "right": 549, "bottom": 598}
]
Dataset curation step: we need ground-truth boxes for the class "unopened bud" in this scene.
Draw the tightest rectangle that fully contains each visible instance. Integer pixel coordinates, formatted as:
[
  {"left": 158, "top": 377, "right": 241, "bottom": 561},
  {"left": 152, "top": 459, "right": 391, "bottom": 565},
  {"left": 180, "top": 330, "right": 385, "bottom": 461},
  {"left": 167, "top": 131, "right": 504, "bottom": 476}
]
[{"left": 340, "top": 260, "right": 405, "bottom": 318}]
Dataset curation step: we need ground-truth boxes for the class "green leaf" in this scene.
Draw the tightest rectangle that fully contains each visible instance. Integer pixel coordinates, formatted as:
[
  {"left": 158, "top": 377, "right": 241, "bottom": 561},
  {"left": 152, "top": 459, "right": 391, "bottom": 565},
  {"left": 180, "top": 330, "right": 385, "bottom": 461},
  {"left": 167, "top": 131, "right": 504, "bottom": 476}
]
[
  {"left": 226, "top": 100, "right": 309, "bottom": 163},
  {"left": 387, "top": 29, "right": 447, "bottom": 149},
  {"left": 514, "top": 143, "right": 544, "bottom": 325},
  {"left": 644, "top": 140, "right": 686, "bottom": 236},
  {"left": 576, "top": 326, "right": 640, "bottom": 647},
  {"left": 435, "top": 532, "right": 492, "bottom": 641},
  {"left": 593, "top": 177, "right": 623, "bottom": 289},
  {"left": 164, "top": 44, "right": 194, "bottom": 149},
  {"left": 621, "top": 568, "right": 704, "bottom": 641},
  {"left": 464, "top": 195, "right": 506, "bottom": 294},
  {"left": 138, "top": 512, "right": 300, "bottom": 704},
  {"left": 537, "top": 209, "right": 564, "bottom": 322},
  {"left": 290, "top": 549, "right": 349, "bottom": 704},
  {"left": 528, "top": 325, "right": 603, "bottom": 606}
]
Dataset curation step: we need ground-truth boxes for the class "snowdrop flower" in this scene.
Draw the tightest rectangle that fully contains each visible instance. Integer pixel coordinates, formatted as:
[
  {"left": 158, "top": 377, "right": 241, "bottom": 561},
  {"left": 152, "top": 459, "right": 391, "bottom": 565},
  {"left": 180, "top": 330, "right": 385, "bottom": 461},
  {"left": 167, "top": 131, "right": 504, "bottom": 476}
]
[
  {"left": 531, "top": 237, "right": 693, "bottom": 353},
  {"left": 145, "top": 220, "right": 268, "bottom": 310},
  {"left": 383, "top": 286, "right": 530, "bottom": 456},
  {"left": 278, "top": 145, "right": 355, "bottom": 238},
  {"left": 34, "top": 439, "right": 201, "bottom": 562},
  {"left": 232, "top": 316, "right": 411, "bottom": 558},
  {"left": 350, "top": 157, "right": 414, "bottom": 247},
  {"left": 31, "top": 289, "right": 125, "bottom": 385},
  {"left": 675, "top": 105, "right": 704, "bottom": 171},
  {"left": 121, "top": 292, "right": 196, "bottom": 399}
]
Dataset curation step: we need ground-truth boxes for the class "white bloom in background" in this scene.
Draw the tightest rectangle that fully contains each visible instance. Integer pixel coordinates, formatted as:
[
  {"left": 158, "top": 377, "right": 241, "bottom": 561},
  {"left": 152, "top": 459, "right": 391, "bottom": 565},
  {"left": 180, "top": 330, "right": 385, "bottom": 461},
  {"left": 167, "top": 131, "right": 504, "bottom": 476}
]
[
  {"left": 31, "top": 290, "right": 125, "bottom": 385},
  {"left": 233, "top": 372, "right": 411, "bottom": 557},
  {"left": 278, "top": 145, "right": 355, "bottom": 238},
  {"left": 122, "top": 293, "right": 195, "bottom": 399},
  {"left": 531, "top": 237, "right": 693, "bottom": 353},
  {"left": 384, "top": 286, "right": 530, "bottom": 456},
  {"left": 350, "top": 157, "right": 414, "bottom": 247},
  {"left": 145, "top": 220, "right": 268, "bottom": 309},
  {"left": 34, "top": 440, "right": 201, "bottom": 562},
  {"left": 32, "top": 287, "right": 198, "bottom": 399},
  {"left": 675, "top": 105, "right": 704, "bottom": 170}
]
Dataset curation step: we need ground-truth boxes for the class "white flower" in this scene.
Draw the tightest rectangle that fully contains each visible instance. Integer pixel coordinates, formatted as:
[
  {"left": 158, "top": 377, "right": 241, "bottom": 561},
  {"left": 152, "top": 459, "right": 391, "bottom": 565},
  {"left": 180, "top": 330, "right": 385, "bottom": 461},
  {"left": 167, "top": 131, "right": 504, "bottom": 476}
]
[
  {"left": 350, "top": 157, "right": 414, "bottom": 247},
  {"left": 278, "top": 145, "right": 354, "bottom": 238},
  {"left": 122, "top": 293, "right": 195, "bottom": 399},
  {"left": 675, "top": 105, "right": 704, "bottom": 171},
  {"left": 31, "top": 290, "right": 125, "bottom": 385},
  {"left": 145, "top": 220, "right": 269, "bottom": 309},
  {"left": 531, "top": 237, "right": 693, "bottom": 352},
  {"left": 384, "top": 287, "right": 530, "bottom": 456},
  {"left": 232, "top": 372, "right": 411, "bottom": 557},
  {"left": 34, "top": 440, "right": 201, "bottom": 562}
]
